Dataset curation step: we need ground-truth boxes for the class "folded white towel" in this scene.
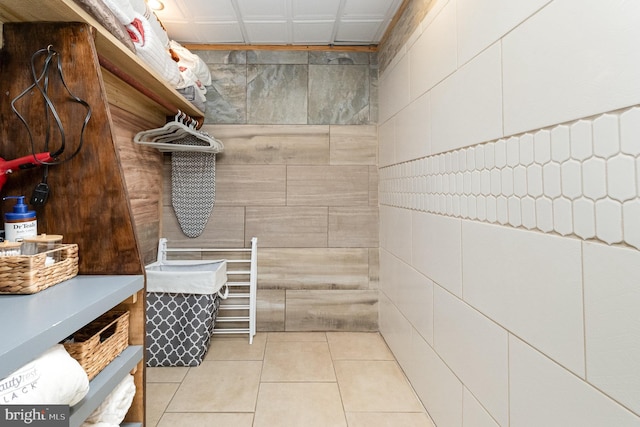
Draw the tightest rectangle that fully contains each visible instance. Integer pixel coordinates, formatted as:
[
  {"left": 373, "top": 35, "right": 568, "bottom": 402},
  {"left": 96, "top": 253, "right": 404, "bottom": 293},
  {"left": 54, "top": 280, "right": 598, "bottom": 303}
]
[
  {"left": 125, "top": 12, "right": 181, "bottom": 87},
  {"left": 0, "top": 344, "right": 89, "bottom": 406},
  {"left": 82, "top": 374, "right": 135, "bottom": 427},
  {"left": 130, "top": 0, "right": 170, "bottom": 48},
  {"left": 170, "top": 40, "right": 213, "bottom": 87},
  {"left": 101, "top": 0, "right": 136, "bottom": 25}
]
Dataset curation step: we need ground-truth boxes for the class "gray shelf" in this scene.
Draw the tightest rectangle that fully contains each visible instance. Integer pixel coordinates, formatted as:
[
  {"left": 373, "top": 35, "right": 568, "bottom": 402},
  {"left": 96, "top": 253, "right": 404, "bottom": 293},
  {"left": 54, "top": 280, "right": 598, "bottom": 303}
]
[
  {"left": 0, "top": 275, "right": 144, "bottom": 379},
  {"left": 70, "top": 346, "right": 143, "bottom": 427}
]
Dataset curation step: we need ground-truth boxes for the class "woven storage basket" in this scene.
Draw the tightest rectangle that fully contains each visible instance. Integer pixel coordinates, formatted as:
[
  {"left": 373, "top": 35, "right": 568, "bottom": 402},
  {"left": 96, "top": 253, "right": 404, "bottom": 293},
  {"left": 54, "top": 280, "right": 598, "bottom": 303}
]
[
  {"left": 63, "top": 310, "right": 129, "bottom": 381},
  {"left": 0, "top": 243, "right": 78, "bottom": 294}
]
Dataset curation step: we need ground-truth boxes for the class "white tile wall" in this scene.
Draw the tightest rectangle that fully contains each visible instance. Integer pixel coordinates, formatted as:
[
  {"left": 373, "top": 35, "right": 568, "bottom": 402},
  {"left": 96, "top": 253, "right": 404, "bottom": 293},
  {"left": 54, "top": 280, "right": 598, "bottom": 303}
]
[
  {"left": 434, "top": 287, "right": 509, "bottom": 426},
  {"left": 509, "top": 336, "right": 640, "bottom": 426},
  {"left": 409, "top": 330, "right": 463, "bottom": 427},
  {"left": 379, "top": 248, "right": 401, "bottom": 304},
  {"left": 378, "top": 54, "right": 410, "bottom": 123},
  {"left": 378, "top": 119, "right": 395, "bottom": 167},
  {"left": 395, "top": 262, "right": 434, "bottom": 346},
  {"left": 378, "top": 1, "right": 640, "bottom": 425},
  {"left": 462, "top": 389, "right": 499, "bottom": 427},
  {"left": 395, "top": 92, "right": 431, "bottom": 163},
  {"left": 621, "top": 108, "right": 640, "bottom": 156},
  {"left": 461, "top": 221, "right": 584, "bottom": 375},
  {"left": 584, "top": 242, "right": 640, "bottom": 416},
  {"left": 379, "top": 107, "right": 640, "bottom": 250},
  {"left": 378, "top": 291, "right": 413, "bottom": 371},
  {"left": 502, "top": 0, "right": 640, "bottom": 135},
  {"left": 456, "top": 0, "right": 551, "bottom": 66},
  {"left": 408, "top": 0, "right": 457, "bottom": 101},
  {"left": 411, "top": 212, "right": 462, "bottom": 297},
  {"left": 379, "top": 205, "right": 412, "bottom": 263},
  {"left": 430, "top": 42, "right": 503, "bottom": 153}
]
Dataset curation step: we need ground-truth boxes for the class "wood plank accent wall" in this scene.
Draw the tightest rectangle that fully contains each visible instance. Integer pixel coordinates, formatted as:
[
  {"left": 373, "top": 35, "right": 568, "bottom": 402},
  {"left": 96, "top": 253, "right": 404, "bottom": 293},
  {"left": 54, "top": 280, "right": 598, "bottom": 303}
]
[
  {"left": 109, "top": 104, "right": 164, "bottom": 265},
  {"left": 0, "top": 22, "right": 141, "bottom": 273}
]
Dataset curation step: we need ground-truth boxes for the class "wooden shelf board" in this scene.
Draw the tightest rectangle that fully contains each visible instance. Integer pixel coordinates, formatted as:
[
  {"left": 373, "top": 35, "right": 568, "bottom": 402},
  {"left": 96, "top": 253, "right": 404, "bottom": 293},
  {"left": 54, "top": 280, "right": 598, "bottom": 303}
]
[{"left": 0, "top": 0, "right": 203, "bottom": 118}]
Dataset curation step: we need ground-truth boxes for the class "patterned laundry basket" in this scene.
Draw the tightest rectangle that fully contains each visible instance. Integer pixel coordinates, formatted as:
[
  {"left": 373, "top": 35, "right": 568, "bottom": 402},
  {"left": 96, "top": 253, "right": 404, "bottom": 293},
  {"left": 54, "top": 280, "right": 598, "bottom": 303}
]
[{"left": 146, "top": 292, "right": 221, "bottom": 367}]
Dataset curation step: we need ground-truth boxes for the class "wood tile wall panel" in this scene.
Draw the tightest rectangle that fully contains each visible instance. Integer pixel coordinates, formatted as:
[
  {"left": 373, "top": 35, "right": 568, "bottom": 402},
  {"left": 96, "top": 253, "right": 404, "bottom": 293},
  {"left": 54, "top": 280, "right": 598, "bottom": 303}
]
[
  {"left": 259, "top": 248, "right": 370, "bottom": 290},
  {"left": 162, "top": 206, "right": 245, "bottom": 248},
  {"left": 369, "top": 248, "right": 380, "bottom": 290},
  {"left": 287, "top": 166, "right": 370, "bottom": 206},
  {"left": 285, "top": 290, "right": 378, "bottom": 331},
  {"left": 257, "top": 290, "right": 286, "bottom": 331},
  {"left": 159, "top": 124, "right": 380, "bottom": 331},
  {"left": 216, "top": 164, "right": 287, "bottom": 206},
  {"left": 246, "top": 207, "right": 328, "bottom": 247},
  {"left": 369, "top": 166, "right": 379, "bottom": 206},
  {"left": 328, "top": 207, "right": 379, "bottom": 248},
  {"left": 207, "top": 124, "right": 330, "bottom": 165},
  {"left": 329, "top": 125, "right": 378, "bottom": 165}
]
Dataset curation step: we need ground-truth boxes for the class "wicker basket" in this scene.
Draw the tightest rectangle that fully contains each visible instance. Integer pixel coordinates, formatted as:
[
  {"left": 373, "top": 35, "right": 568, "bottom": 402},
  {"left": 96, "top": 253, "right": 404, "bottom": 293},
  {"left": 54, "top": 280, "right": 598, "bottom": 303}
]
[
  {"left": 63, "top": 310, "right": 129, "bottom": 380},
  {"left": 0, "top": 243, "right": 79, "bottom": 294}
]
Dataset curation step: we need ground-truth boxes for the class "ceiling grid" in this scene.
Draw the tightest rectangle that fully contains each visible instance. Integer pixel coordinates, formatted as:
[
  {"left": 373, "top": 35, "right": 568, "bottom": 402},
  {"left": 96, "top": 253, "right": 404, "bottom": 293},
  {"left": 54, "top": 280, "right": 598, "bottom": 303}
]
[{"left": 155, "top": 0, "right": 403, "bottom": 45}]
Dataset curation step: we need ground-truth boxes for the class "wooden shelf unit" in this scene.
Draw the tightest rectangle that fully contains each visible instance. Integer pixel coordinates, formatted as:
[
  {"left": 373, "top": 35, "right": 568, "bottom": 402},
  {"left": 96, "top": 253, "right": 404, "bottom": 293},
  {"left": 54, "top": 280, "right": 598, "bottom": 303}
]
[
  {"left": 0, "top": 0, "right": 203, "bottom": 118},
  {"left": 0, "top": 0, "right": 200, "bottom": 423},
  {"left": 0, "top": 276, "right": 144, "bottom": 427}
]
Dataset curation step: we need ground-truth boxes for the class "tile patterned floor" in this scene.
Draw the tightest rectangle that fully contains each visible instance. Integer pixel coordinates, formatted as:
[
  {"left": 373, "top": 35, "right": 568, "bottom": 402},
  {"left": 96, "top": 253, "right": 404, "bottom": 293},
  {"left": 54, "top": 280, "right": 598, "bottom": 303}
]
[{"left": 147, "top": 332, "right": 435, "bottom": 427}]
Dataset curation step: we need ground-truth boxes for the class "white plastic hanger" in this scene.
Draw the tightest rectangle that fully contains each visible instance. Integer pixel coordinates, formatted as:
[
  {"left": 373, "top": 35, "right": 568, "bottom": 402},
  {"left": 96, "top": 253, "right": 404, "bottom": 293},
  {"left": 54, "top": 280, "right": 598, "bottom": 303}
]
[{"left": 134, "top": 111, "right": 224, "bottom": 153}]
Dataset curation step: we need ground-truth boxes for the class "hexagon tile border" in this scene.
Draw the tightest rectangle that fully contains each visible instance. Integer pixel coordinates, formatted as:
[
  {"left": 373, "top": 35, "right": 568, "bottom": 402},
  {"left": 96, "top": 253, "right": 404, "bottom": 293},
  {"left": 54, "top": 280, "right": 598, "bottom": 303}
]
[{"left": 379, "top": 106, "right": 640, "bottom": 250}]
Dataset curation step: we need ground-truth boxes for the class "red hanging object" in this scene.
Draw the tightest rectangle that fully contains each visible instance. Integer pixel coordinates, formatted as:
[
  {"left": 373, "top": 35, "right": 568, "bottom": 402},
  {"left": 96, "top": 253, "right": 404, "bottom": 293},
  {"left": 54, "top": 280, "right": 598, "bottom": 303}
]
[{"left": 0, "top": 153, "right": 53, "bottom": 191}]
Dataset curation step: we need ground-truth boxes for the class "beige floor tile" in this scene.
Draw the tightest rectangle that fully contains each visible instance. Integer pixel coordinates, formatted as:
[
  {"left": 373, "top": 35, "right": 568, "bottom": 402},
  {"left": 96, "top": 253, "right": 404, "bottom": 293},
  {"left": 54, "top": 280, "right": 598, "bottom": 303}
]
[
  {"left": 335, "top": 361, "right": 425, "bottom": 412},
  {"left": 167, "top": 361, "right": 262, "bottom": 412},
  {"left": 268, "top": 331, "right": 327, "bottom": 342},
  {"left": 146, "top": 367, "right": 190, "bottom": 383},
  {"left": 158, "top": 412, "right": 254, "bottom": 427},
  {"left": 345, "top": 412, "right": 435, "bottom": 427},
  {"left": 206, "top": 333, "right": 267, "bottom": 361},
  {"left": 327, "top": 332, "right": 395, "bottom": 360},
  {"left": 146, "top": 382, "right": 179, "bottom": 427},
  {"left": 261, "top": 341, "right": 335, "bottom": 382},
  {"left": 254, "top": 382, "right": 347, "bottom": 427}
]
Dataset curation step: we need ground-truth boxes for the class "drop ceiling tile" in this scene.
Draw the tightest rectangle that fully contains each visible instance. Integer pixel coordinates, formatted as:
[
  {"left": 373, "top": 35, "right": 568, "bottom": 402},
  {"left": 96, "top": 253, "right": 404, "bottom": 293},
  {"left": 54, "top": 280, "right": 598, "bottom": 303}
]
[
  {"left": 244, "top": 22, "right": 289, "bottom": 44},
  {"left": 176, "top": 0, "right": 237, "bottom": 21},
  {"left": 157, "top": 0, "right": 403, "bottom": 45},
  {"left": 292, "top": 0, "right": 341, "bottom": 19},
  {"left": 342, "top": 0, "right": 398, "bottom": 19},
  {"left": 201, "top": 22, "right": 246, "bottom": 43},
  {"left": 336, "top": 21, "right": 384, "bottom": 43},
  {"left": 154, "top": 0, "right": 188, "bottom": 20},
  {"left": 237, "top": 0, "right": 288, "bottom": 20},
  {"left": 292, "top": 21, "right": 335, "bottom": 44},
  {"left": 166, "top": 22, "right": 244, "bottom": 43}
]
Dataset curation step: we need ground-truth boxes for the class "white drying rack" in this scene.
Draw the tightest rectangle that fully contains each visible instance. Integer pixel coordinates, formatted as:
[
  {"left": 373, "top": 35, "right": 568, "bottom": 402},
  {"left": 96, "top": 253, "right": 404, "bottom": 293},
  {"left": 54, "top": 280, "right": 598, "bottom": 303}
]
[{"left": 157, "top": 237, "right": 258, "bottom": 344}]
